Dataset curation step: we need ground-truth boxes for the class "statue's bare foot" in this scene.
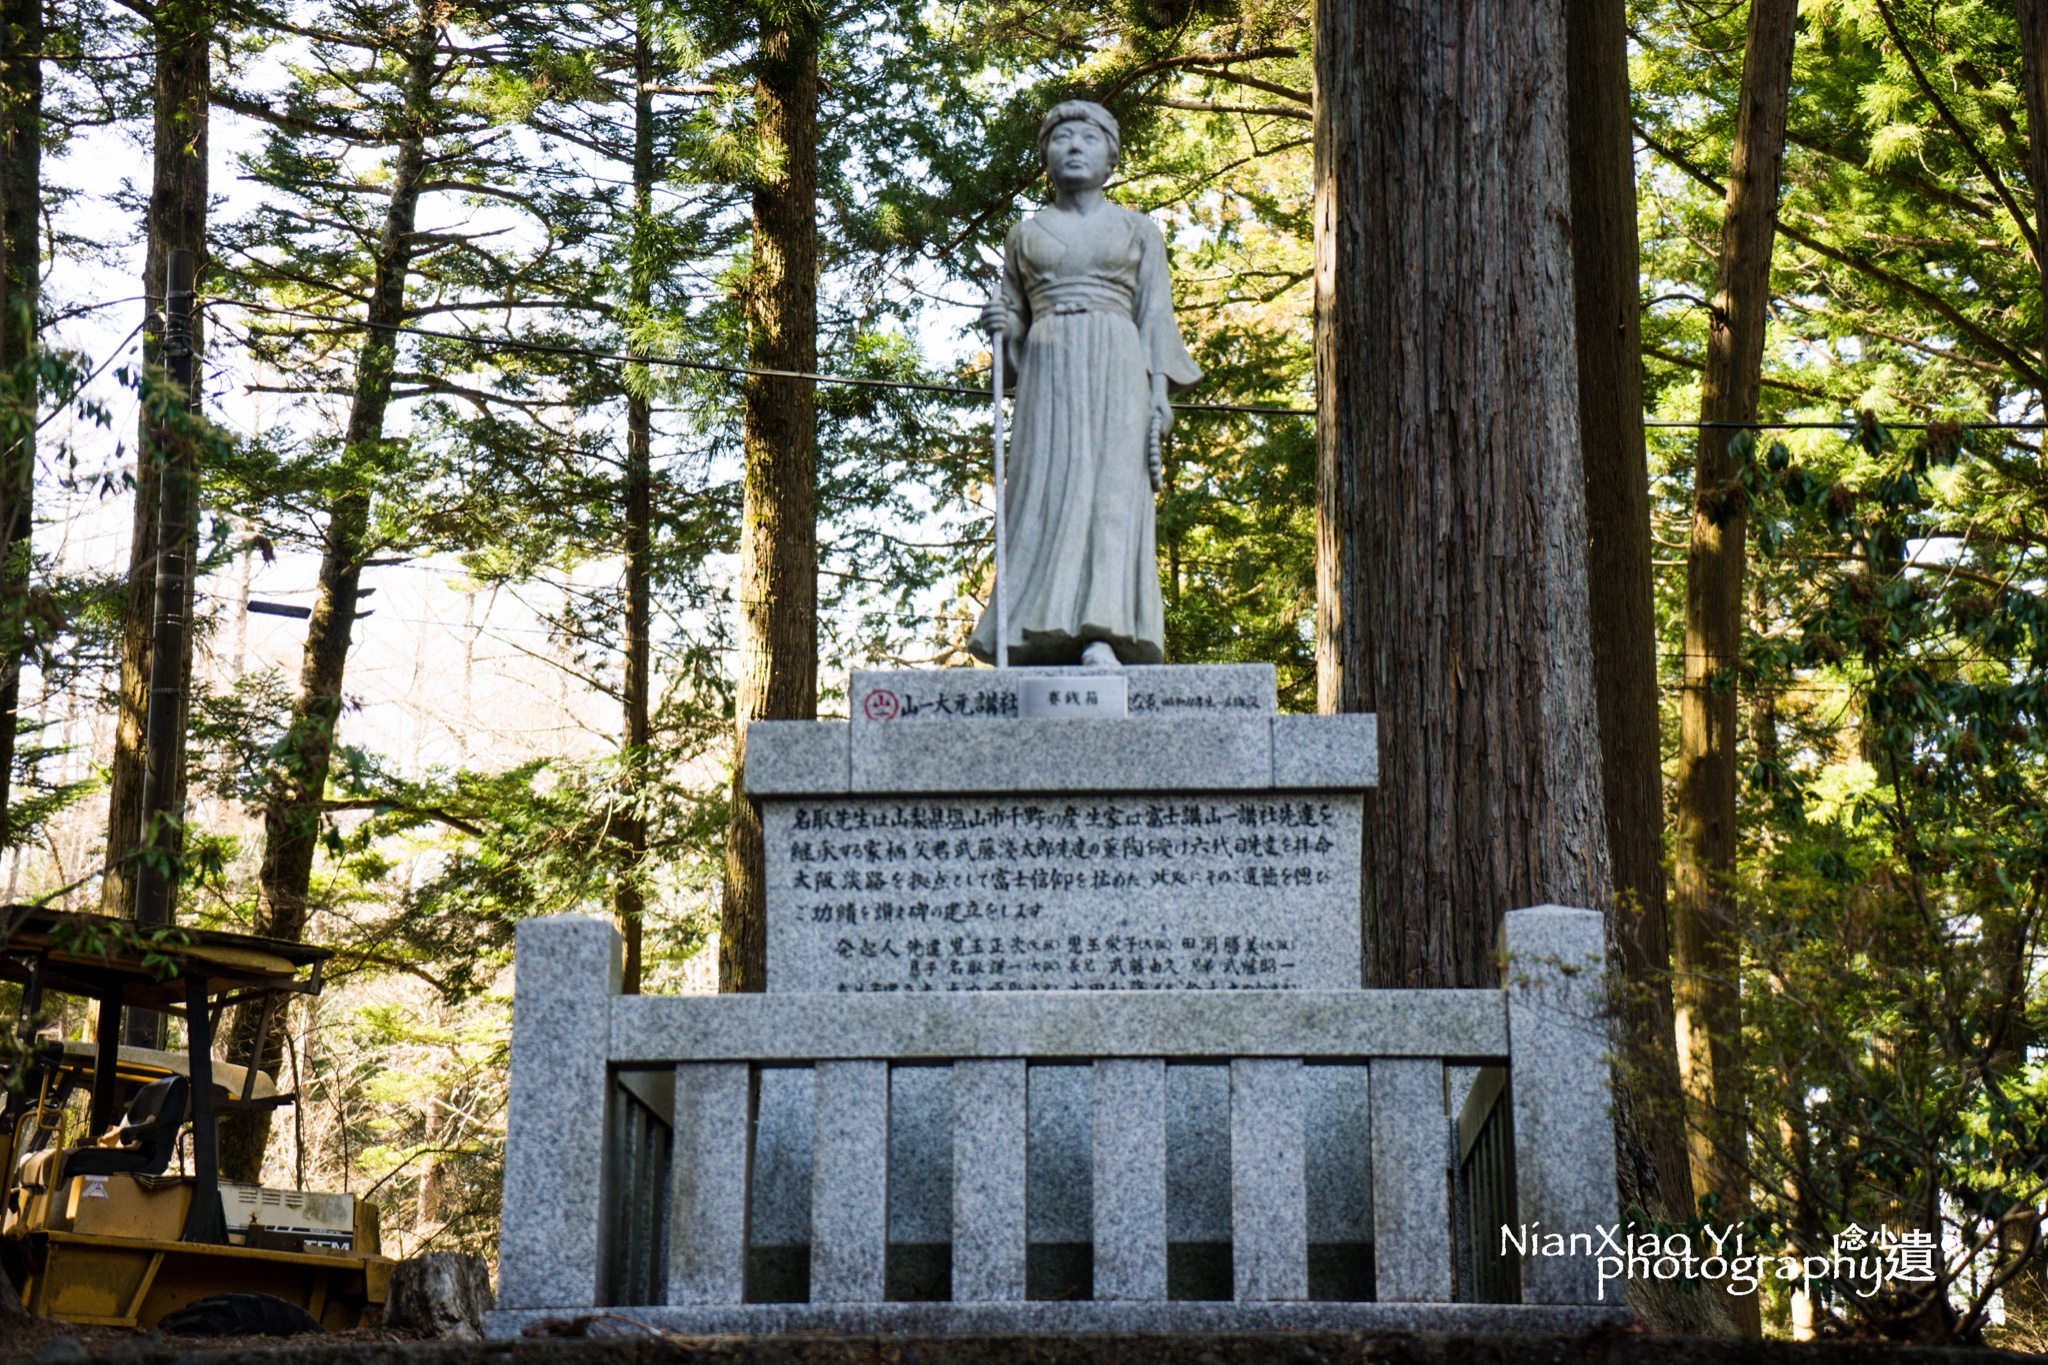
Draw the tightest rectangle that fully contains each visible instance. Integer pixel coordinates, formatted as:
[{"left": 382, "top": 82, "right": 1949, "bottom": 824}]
[{"left": 1081, "top": 641, "right": 1121, "bottom": 669}]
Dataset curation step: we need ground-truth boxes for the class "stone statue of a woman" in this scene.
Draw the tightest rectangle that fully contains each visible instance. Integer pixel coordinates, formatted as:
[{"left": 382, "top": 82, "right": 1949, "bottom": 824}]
[{"left": 967, "top": 100, "right": 1201, "bottom": 668}]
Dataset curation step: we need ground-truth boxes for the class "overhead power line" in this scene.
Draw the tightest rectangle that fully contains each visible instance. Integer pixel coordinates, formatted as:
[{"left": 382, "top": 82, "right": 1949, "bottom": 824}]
[
  {"left": 1648, "top": 419, "right": 2048, "bottom": 431},
  {"left": 218, "top": 299, "right": 2048, "bottom": 431},
  {"left": 222, "top": 300, "right": 1309, "bottom": 417}
]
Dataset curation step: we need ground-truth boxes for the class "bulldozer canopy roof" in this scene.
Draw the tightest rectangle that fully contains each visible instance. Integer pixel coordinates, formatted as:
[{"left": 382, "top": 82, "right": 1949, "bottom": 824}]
[
  {"left": 0, "top": 908, "right": 327, "bottom": 1010},
  {"left": 46, "top": 1039, "right": 281, "bottom": 1101}
]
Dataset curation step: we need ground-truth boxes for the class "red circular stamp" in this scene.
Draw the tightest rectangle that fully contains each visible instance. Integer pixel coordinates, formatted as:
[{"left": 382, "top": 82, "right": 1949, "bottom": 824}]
[{"left": 862, "top": 689, "right": 901, "bottom": 722}]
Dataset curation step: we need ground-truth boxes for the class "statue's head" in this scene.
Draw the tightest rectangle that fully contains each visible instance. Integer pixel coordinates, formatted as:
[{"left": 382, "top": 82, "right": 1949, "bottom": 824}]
[{"left": 1038, "top": 100, "right": 1120, "bottom": 186}]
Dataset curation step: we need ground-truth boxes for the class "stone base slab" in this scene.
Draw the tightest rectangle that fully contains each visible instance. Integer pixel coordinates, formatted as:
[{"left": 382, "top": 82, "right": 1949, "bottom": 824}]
[
  {"left": 486, "top": 1303, "right": 1634, "bottom": 1338},
  {"left": 744, "top": 715, "right": 1377, "bottom": 796}
]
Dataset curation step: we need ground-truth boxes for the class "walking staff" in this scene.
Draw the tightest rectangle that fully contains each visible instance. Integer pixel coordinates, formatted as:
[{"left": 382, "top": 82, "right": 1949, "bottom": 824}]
[{"left": 988, "top": 272, "right": 1009, "bottom": 667}]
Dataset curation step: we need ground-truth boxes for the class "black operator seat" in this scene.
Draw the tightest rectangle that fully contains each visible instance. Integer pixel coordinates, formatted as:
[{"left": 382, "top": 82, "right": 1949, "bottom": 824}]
[{"left": 61, "top": 1074, "right": 189, "bottom": 1180}]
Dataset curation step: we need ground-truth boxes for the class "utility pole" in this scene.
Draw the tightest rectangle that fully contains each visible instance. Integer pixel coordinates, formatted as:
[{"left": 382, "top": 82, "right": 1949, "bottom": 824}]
[{"left": 128, "top": 248, "right": 197, "bottom": 1048}]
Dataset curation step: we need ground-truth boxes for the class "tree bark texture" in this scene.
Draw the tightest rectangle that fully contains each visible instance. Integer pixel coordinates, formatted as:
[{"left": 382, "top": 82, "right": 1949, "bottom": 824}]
[
  {"left": 718, "top": 13, "right": 818, "bottom": 993},
  {"left": 614, "top": 14, "right": 655, "bottom": 995},
  {"left": 2018, "top": 0, "right": 2048, "bottom": 386},
  {"left": 1672, "top": 0, "right": 1797, "bottom": 1335},
  {"left": 1317, "top": 0, "right": 1613, "bottom": 990},
  {"left": 1564, "top": 0, "right": 1702, "bottom": 1270},
  {"left": 0, "top": 0, "right": 39, "bottom": 857},
  {"left": 220, "top": 3, "right": 440, "bottom": 1183},
  {"left": 1314, "top": 0, "right": 1366, "bottom": 724},
  {"left": 102, "top": 0, "right": 210, "bottom": 921}
]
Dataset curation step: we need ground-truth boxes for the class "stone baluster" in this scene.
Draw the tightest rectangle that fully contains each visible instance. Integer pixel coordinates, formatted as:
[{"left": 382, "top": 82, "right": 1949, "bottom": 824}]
[
  {"left": 1370, "top": 1057, "right": 1451, "bottom": 1301},
  {"left": 811, "top": 1060, "right": 889, "bottom": 1301},
  {"left": 1092, "top": 1058, "right": 1167, "bottom": 1300},
  {"left": 1230, "top": 1057, "right": 1307, "bottom": 1300},
  {"left": 667, "top": 1062, "right": 750, "bottom": 1304},
  {"left": 952, "top": 1058, "right": 1028, "bottom": 1301}
]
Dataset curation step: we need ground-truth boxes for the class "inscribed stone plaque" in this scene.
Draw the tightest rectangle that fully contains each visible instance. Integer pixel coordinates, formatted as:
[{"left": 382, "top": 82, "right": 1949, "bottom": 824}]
[
  {"left": 851, "top": 665, "right": 1274, "bottom": 726},
  {"left": 763, "top": 793, "right": 1362, "bottom": 992},
  {"left": 1019, "top": 676, "right": 1127, "bottom": 718}
]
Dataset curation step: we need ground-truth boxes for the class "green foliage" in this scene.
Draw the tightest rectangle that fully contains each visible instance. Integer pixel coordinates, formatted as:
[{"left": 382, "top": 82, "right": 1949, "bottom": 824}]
[
  {"left": 1629, "top": 0, "right": 2048, "bottom": 1330},
  {"left": 1667, "top": 413, "right": 2048, "bottom": 1340}
]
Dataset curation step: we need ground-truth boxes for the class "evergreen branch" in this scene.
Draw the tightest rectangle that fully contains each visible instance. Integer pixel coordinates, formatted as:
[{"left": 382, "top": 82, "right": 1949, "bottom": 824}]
[
  {"left": 389, "top": 375, "right": 564, "bottom": 412},
  {"left": 485, "top": 627, "right": 622, "bottom": 702},
  {"left": 1636, "top": 123, "right": 2044, "bottom": 387},
  {"left": 1142, "top": 98, "right": 1310, "bottom": 123},
  {"left": 526, "top": 114, "right": 634, "bottom": 163},
  {"left": 1792, "top": 549, "right": 2029, "bottom": 596},
  {"left": 1775, "top": 222, "right": 2042, "bottom": 389},
  {"left": 1786, "top": 129, "right": 1995, "bottom": 220},
  {"left": 1196, "top": 69, "right": 1310, "bottom": 105},
  {"left": 320, "top": 799, "right": 488, "bottom": 839},
  {"left": 1641, "top": 344, "right": 1839, "bottom": 400},
  {"left": 1858, "top": 322, "right": 2009, "bottom": 373},
  {"left": 404, "top": 298, "right": 613, "bottom": 318},
  {"left": 416, "top": 179, "right": 547, "bottom": 209},
  {"left": 1101, "top": 45, "right": 1301, "bottom": 96},
  {"left": 320, "top": 947, "right": 458, "bottom": 995},
  {"left": 211, "top": 90, "right": 366, "bottom": 142},
  {"left": 242, "top": 382, "right": 358, "bottom": 398},
  {"left": 1869, "top": 0, "right": 2038, "bottom": 258}
]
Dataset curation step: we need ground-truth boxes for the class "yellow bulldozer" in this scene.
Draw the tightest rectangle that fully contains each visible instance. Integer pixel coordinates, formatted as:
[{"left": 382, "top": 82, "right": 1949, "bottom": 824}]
[{"left": 0, "top": 909, "right": 395, "bottom": 1331}]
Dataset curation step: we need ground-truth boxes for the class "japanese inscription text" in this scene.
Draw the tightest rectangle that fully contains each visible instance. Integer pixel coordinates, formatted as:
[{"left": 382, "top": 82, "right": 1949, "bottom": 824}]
[{"left": 763, "top": 795, "right": 1363, "bottom": 993}]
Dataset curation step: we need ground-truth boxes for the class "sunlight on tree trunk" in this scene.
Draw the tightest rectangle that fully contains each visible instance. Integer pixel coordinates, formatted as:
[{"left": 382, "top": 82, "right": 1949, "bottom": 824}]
[
  {"left": 613, "top": 9, "right": 657, "bottom": 996},
  {"left": 2017, "top": 0, "right": 2048, "bottom": 393},
  {"left": 1565, "top": 0, "right": 1722, "bottom": 1330},
  {"left": 0, "top": 0, "right": 38, "bottom": 871},
  {"left": 720, "top": 8, "right": 818, "bottom": 994},
  {"left": 1672, "top": 0, "right": 1798, "bottom": 1336},
  {"left": 102, "top": 0, "right": 210, "bottom": 936}
]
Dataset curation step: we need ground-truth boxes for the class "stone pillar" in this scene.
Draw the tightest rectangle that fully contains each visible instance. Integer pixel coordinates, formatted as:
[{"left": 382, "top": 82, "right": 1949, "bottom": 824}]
[
  {"left": 1503, "top": 904, "right": 1618, "bottom": 1303},
  {"left": 496, "top": 915, "right": 621, "bottom": 1311}
]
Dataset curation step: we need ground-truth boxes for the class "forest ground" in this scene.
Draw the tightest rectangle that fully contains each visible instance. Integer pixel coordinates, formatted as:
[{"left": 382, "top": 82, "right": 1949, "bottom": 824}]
[{"left": 0, "top": 1325, "right": 2036, "bottom": 1365}]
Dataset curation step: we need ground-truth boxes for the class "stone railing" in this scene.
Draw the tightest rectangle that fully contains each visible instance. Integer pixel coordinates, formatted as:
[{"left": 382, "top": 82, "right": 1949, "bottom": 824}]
[{"left": 486, "top": 907, "right": 1627, "bottom": 1335}]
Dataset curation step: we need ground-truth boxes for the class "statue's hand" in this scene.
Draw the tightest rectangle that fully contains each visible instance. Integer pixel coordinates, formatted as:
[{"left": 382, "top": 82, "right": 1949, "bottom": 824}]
[{"left": 981, "top": 296, "right": 1008, "bottom": 337}]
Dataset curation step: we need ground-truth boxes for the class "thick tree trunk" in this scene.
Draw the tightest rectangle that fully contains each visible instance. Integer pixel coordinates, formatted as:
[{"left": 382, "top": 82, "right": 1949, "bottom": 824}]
[
  {"left": 1672, "top": 0, "right": 1797, "bottom": 1337},
  {"left": 2018, "top": 0, "right": 2048, "bottom": 388},
  {"left": 613, "top": 15, "right": 655, "bottom": 995},
  {"left": 1314, "top": 0, "right": 1366, "bottom": 725},
  {"left": 718, "top": 12, "right": 817, "bottom": 993},
  {"left": 1563, "top": 0, "right": 1706, "bottom": 1315},
  {"left": 219, "top": 3, "right": 440, "bottom": 1182},
  {"left": 1314, "top": 0, "right": 1376, "bottom": 989},
  {"left": 0, "top": 0, "right": 39, "bottom": 864},
  {"left": 1318, "top": 0, "right": 1612, "bottom": 992},
  {"left": 103, "top": 0, "right": 210, "bottom": 925}
]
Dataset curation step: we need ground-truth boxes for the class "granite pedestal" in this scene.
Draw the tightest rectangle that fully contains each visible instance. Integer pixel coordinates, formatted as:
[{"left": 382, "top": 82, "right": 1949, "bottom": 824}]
[{"left": 489, "top": 665, "right": 1623, "bottom": 1336}]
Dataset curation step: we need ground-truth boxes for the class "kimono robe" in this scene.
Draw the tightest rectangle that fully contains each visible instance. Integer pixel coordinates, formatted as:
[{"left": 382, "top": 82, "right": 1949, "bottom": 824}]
[{"left": 969, "top": 203, "right": 1201, "bottom": 666}]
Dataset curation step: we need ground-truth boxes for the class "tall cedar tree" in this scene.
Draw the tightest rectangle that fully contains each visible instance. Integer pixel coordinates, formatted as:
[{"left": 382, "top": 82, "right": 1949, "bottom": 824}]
[
  {"left": 616, "top": 5, "right": 656, "bottom": 993},
  {"left": 218, "top": 0, "right": 450, "bottom": 1181},
  {"left": 720, "top": 3, "right": 819, "bottom": 993},
  {"left": 1671, "top": 0, "right": 1797, "bottom": 1332},
  {"left": 1315, "top": 0, "right": 1612, "bottom": 985},
  {"left": 2019, "top": 0, "right": 2048, "bottom": 389},
  {"left": 0, "top": 0, "right": 37, "bottom": 853},
  {"left": 100, "top": 0, "right": 209, "bottom": 1006},
  {"left": 1561, "top": 0, "right": 1708, "bottom": 1325}
]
